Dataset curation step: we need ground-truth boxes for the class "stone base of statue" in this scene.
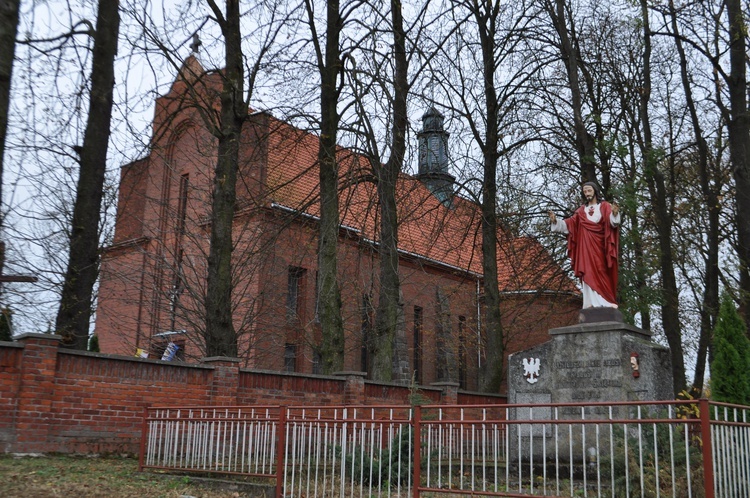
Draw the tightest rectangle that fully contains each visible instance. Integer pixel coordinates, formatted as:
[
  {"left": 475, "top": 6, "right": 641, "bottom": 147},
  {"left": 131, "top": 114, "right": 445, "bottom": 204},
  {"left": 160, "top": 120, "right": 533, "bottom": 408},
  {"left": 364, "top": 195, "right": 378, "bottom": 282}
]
[{"left": 506, "top": 309, "right": 673, "bottom": 464}]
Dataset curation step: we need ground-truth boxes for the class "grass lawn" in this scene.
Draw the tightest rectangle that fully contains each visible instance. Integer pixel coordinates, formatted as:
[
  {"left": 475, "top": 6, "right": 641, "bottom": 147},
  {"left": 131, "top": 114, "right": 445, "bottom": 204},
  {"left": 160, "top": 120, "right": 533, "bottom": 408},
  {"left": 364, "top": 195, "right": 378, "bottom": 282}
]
[{"left": 0, "top": 454, "right": 267, "bottom": 497}]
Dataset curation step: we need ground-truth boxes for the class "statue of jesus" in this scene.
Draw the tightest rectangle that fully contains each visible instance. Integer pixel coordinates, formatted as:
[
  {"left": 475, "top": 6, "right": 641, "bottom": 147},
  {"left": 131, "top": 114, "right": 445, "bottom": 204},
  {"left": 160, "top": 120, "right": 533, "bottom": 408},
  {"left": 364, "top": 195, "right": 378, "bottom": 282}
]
[{"left": 549, "top": 182, "right": 620, "bottom": 308}]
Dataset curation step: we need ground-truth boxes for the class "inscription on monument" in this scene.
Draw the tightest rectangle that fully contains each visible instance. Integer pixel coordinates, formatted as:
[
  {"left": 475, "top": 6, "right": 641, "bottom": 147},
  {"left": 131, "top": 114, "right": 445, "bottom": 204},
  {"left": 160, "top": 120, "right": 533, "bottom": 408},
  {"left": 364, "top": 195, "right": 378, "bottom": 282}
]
[
  {"left": 556, "top": 357, "right": 623, "bottom": 389},
  {"left": 555, "top": 358, "right": 621, "bottom": 369}
]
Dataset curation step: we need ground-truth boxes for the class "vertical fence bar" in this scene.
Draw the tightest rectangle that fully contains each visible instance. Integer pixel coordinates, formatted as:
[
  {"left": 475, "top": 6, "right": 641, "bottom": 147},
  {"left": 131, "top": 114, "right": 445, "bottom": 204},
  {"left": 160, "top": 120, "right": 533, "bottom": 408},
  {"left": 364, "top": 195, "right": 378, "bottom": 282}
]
[
  {"left": 700, "top": 399, "right": 715, "bottom": 498},
  {"left": 276, "top": 406, "right": 286, "bottom": 498},
  {"left": 412, "top": 405, "right": 421, "bottom": 498}
]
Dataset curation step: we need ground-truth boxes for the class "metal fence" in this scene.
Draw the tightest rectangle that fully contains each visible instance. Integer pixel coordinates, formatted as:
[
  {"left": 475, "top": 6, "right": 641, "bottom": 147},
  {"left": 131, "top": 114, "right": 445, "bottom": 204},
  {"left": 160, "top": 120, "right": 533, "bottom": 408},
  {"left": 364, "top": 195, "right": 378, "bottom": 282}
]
[{"left": 139, "top": 399, "right": 750, "bottom": 497}]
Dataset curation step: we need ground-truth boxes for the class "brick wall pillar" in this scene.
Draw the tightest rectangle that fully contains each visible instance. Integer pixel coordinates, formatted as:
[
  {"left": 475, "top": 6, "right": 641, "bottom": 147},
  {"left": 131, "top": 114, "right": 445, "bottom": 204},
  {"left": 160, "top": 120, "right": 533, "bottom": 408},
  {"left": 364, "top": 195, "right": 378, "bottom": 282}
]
[
  {"left": 335, "top": 371, "right": 366, "bottom": 404},
  {"left": 201, "top": 357, "right": 240, "bottom": 405},
  {"left": 431, "top": 381, "right": 459, "bottom": 405},
  {"left": 14, "top": 333, "right": 62, "bottom": 452}
]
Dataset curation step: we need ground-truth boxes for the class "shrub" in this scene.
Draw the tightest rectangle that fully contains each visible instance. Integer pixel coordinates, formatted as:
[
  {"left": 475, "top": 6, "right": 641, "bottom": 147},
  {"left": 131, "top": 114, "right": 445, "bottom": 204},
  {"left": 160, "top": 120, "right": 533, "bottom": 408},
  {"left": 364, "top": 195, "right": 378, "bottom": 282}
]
[{"left": 711, "top": 293, "right": 750, "bottom": 405}]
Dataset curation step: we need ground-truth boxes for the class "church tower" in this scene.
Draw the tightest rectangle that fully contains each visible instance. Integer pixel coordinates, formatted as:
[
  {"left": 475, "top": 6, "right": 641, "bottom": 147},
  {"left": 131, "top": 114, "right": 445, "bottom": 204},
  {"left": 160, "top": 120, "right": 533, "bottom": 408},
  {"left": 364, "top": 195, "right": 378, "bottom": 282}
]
[{"left": 417, "top": 107, "right": 455, "bottom": 205}]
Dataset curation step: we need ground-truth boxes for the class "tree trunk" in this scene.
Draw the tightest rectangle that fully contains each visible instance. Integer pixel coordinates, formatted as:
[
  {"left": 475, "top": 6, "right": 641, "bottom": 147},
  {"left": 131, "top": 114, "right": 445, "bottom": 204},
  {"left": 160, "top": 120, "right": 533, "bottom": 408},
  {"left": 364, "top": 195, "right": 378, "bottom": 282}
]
[
  {"left": 548, "top": 0, "right": 597, "bottom": 182},
  {"left": 639, "top": 0, "right": 686, "bottom": 394},
  {"left": 725, "top": 0, "right": 750, "bottom": 329},
  {"left": 0, "top": 0, "right": 20, "bottom": 234},
  {"left": 473, "top": 4, "right": 504, "bottom": 392},
  {"left": 316, "top": 0, "right": 345, "bottom": 373},
  {"left": 55, "top": 0, "right": 120, "bottom": 349},
  {"left": 203, "top": 0, "right": 246, "bottom": 357},
  {"left": 371, "top": 0, "right": 409, "bottom": 383},
  {"left": 667, "top": 0, "right": 719, "bottom": 395}
]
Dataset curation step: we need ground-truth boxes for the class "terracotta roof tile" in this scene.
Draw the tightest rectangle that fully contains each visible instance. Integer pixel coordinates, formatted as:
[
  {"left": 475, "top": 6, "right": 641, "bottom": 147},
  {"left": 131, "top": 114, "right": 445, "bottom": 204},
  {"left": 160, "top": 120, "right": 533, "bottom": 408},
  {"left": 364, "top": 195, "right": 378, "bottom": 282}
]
[{"left": 258, "top": 114, "right": 576, "bottom": 294}]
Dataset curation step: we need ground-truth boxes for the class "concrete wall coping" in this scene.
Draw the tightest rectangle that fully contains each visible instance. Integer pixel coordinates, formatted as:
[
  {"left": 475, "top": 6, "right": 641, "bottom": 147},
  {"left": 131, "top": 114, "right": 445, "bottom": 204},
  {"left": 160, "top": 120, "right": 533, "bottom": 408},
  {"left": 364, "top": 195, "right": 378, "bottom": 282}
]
[
  {"left": 239, "top": 368, "right": 346, "bottom": 382},
  {"left": 14, "top": 332, "right": 62, "bottom": 342},
  {"left": 431, "top": 381, "right": 460, "bottom": 388},
  {"left": 457, "top": 389, "right": 507, "bottom": 398},
  {"left": 549, "top": 321, "right": 652, "bottom": 338},
  {"left": 58, "top": 349, "right": 214, "bottom": 369},
  {"left": 333, "top": 371, "right": 367, "bottom": 378},
  {"left": 0, "top": 340, "right": 23, "bottom": 348},
  {"left": 201, "top": 356, "right": 241, "bottom": 364},
  {"left": 364, "top": 379, "right": 443, "bottom": 392}
]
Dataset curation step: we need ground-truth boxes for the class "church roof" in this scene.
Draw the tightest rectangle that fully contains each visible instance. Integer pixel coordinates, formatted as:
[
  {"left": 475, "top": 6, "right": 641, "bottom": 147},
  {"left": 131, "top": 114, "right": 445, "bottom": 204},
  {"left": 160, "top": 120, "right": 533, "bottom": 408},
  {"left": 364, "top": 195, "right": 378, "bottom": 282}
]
[
  {"left": 257, "top": 112, "right": 576, "bottom": 294},
  {"left": 150, "top": 57, "right": 578, "bottom": 296}
]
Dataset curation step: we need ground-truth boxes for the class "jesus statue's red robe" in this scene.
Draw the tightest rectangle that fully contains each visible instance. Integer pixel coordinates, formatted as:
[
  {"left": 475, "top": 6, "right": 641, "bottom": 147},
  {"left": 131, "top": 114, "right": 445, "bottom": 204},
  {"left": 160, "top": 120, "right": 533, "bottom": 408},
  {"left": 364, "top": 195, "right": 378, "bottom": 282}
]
[{"left": 563, "top": 202, "right": 620, "bottom": 306}]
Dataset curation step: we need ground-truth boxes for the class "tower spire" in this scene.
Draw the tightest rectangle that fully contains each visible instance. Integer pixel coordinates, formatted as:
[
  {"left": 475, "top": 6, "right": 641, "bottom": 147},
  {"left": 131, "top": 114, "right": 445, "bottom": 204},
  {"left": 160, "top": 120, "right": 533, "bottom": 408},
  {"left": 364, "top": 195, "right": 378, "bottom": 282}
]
[{"left": 417, "top": 107, "right": 454, "bottom": 205}]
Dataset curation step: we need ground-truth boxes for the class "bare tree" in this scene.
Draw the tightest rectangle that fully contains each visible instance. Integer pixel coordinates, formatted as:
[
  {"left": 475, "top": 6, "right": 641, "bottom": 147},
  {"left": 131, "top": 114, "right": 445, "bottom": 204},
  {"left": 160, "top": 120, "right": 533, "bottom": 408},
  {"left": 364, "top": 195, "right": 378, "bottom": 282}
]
[
  {"left": 0, "top": 0, "right": 20, "bottom": 236},
  {"left": 200, "top": 0, "right": 247, "bottom": 357},
  {"left": 724, "top": 0, "right": 750, "bottom": 326},
  {"left": 436, "top": 0, "right": 540, "bottom": 391},
  {"left": 662, "top": 0, "right": 722, "bottom": 395},
  {"left": 636, "top": 0, "right": 686, "bottom": 394},
  {"left": 55, "top": 0, "right": 120, "bottom": 349},
  {"left": 543, "top": 0, "right": 597, "bottom": 183},
  {"left": 365, "top": 0, "right": 410, "bottom": 382},
  {"left": 304, "top": 0, "right": 346, "bottom": 372}
]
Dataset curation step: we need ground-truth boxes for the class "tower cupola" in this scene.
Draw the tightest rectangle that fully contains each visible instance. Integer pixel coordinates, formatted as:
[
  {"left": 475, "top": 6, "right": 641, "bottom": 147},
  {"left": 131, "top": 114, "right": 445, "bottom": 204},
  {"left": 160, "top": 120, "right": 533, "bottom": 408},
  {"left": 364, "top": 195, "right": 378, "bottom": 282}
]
[{"left": 417, "top": 107, "right": 454, "bottom": 205}]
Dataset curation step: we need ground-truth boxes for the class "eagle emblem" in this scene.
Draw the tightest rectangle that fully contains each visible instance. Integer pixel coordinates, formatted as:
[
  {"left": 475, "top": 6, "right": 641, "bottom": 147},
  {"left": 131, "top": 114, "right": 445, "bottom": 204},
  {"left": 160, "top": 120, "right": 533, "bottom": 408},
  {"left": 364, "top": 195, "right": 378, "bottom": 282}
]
[{"left": 523, "top": 358, "right": 541, "bottom": 384}]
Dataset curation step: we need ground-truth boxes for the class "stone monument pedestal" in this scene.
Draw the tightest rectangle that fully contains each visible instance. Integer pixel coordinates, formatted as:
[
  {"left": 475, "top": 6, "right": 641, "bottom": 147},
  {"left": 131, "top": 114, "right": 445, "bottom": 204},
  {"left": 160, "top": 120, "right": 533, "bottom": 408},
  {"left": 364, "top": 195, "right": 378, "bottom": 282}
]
[{"left": 507, "top": 311, "right": 673, "bottom": 463}]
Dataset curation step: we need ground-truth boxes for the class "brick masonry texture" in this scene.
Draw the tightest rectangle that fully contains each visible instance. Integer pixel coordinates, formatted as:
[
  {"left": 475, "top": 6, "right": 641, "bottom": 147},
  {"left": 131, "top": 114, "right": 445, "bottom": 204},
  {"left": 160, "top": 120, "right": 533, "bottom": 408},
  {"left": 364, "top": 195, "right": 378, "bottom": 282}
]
[{"left": 0, "top": 334, "right": 507, "bottom": 454}]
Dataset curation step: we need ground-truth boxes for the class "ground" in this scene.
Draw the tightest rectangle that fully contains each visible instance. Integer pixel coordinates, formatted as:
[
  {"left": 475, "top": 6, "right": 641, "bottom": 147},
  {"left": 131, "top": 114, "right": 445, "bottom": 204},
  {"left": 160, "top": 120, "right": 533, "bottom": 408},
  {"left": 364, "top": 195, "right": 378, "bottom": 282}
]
[{"left": 0, "top": 454, "right": 266, "bottom": 497}]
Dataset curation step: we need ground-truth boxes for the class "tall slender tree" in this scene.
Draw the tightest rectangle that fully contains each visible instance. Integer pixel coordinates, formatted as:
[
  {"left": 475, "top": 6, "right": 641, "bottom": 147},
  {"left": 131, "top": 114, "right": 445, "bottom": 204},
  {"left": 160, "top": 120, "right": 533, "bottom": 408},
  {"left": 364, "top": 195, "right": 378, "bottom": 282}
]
[
  {"left": 472, "top": 0, "right": 504, "bottom": 392},
  {"left": 637, "top": 0, "right": 686, "bottom": 394},
  {"left": 664, "top": 0, "right": 721, "bottom": 395},
  {"left": 444, "top": 0, "right": 542, "bottom": 391},
  {"left": 544, "top": 0, "right": 596, "bottom": 183},
  {"left": 0, "top": 0, "right": 20, "bottom": 236},
  {"left": 369, "top": 0, "right": 410, "bottom": 382},
  {"left": 201, "top": 0, "right": 247, "bottom": 357},
  {"left": 55, "top": 0, "right": 120, "bottom": 349},
  {"left": 305, "top": 0, "right": 346, "bottom": 372},
  {"left": 724, "top": 0, "right": 750, "bottom": 327}
]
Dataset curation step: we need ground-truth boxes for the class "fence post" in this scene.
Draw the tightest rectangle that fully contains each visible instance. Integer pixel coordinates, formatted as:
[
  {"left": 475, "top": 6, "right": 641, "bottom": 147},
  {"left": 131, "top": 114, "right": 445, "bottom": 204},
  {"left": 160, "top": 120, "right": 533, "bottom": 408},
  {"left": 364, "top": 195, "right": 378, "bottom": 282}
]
[
  {"left": 276, "top": 406, "right": 287, "bottom": 498},
  {"left": 699, "top": 398, "right": 715, "bottom": 498},
  {"left": 13, "top": 333, "right": 61, "bottom": 453},
  {"left": 335, "top": 371, "right": 366, "bottom": 404},
  {"left": 431, "top": 381, "right": 459, "bottom": 405},
  {"left": 413, "top": 405, "right": 421, "bottom": 498},
  {"left": 138, "top": 407, "right": 149, "bottom": 471},
  {"left": 201, "top": 356, "right": 241, "bottom": 405}
]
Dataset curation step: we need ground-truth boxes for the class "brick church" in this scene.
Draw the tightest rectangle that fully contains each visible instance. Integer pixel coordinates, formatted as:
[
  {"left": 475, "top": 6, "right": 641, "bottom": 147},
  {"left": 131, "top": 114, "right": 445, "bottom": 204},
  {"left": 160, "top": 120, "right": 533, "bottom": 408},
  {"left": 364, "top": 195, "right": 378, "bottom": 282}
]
[{"left": 95, "top": 56, "right": 580, "bottom": 392}]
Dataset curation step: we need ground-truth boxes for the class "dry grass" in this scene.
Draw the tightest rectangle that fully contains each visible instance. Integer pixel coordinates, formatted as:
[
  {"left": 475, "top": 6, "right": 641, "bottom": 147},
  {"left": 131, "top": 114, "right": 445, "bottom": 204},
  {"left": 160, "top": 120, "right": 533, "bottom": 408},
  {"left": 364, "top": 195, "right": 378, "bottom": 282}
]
[{"left": 0, "top": 454, "right": 269, "bottom": 497}]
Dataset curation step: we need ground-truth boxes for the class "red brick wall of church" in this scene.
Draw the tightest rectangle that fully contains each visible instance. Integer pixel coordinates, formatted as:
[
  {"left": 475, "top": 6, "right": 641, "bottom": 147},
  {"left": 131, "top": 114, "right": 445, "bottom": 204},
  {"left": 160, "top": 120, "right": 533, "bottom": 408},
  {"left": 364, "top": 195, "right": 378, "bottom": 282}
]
[{"left": 94, "top": 72, "right": 581, "bottom": 391}]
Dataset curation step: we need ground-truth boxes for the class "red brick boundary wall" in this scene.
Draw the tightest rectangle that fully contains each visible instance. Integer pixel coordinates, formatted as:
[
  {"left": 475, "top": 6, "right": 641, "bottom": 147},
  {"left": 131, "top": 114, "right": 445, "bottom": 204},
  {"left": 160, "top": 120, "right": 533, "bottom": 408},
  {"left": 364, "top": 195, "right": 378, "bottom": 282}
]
[{"left": 0, "top": 334, "right": 506, "bottom": 454}]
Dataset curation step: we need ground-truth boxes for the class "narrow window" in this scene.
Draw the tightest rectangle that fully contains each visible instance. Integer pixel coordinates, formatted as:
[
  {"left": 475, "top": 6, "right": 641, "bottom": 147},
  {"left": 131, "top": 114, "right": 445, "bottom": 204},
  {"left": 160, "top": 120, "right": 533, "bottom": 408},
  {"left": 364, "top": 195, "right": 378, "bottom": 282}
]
[
  {"left": 312, "top": 349, "right": 322, "bottom": 374},
  {"left": 458, "top": 316, "right": 467, "bottom": 389},
  {"left": 284, "top": 343, "right": 297, "bottom": 372},
  {"left": 171, "top": 174, "right": 189, "bottom": 331},
  {"left": 176, "top": 174, "right": 189, "bottom": 237},
  {"left": 287, "top": 267, "right": 306, "bottom": 320},
  {"left": 413, "top": 306, "right": 423, "bottom": 385},
  {"left": 314, "top": 271, "right": 320, "bottom": 323},
  {"left": 361, "top": 293, "right": 372, "bottom": 373}
]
